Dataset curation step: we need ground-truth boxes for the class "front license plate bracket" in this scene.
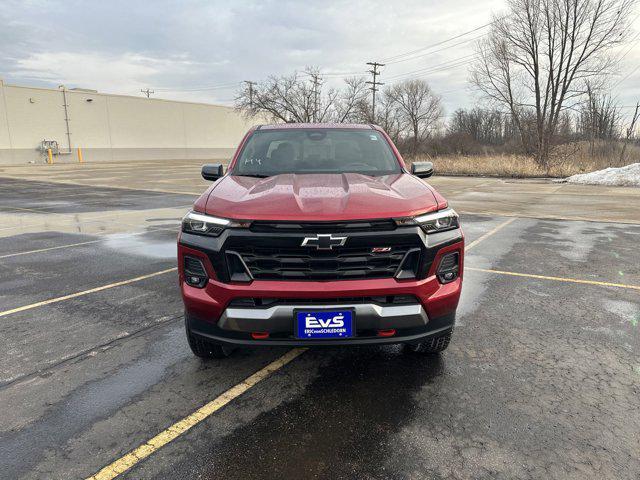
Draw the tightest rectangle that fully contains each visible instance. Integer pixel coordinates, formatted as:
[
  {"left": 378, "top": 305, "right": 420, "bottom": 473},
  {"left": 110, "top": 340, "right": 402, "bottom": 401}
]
[{"left": 294, "top": 309, "right": 355, "bottom": 339}]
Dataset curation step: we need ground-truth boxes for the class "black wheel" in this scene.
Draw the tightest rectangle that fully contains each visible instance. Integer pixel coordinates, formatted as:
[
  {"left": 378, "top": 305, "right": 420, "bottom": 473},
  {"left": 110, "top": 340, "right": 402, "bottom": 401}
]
[
  {"left": 185, "top": 315, "right": 234, "bottom": 359},
  {"left": 405, "top": 328, "right": 453, "bottom": 354}
]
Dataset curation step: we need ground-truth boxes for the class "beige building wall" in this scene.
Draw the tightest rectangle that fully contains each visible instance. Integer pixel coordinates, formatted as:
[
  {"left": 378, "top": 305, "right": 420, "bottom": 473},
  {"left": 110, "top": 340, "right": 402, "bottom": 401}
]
[{"left": 0, "top": 79, "right": 262, "bottom": 165}]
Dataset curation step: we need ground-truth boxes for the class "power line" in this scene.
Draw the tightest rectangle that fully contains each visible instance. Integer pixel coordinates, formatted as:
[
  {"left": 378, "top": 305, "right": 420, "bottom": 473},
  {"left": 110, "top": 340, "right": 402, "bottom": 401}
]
[
  {"left": 614, "top": 63, "right": 640, "bottom": 88},
  {"left": 384, "top": 53, "right": 478, "bottom": 81},
  {"left": 383, "top": 59, "right": 477, "bottom": 85},
  {"left": 381, "top": 21, "right": 495, "bottom": 63},
  {"left": 612, "top": 30, "right": 640, "bottom": 89},
  {"left": 616, "top": 32, "right": 640, "bottom": 64},
  {"left": 385, "top": 33, "right": 487, "bottom": 65},
  {"left": 365, "top": 62, "right": 385, "bottom": 118}
]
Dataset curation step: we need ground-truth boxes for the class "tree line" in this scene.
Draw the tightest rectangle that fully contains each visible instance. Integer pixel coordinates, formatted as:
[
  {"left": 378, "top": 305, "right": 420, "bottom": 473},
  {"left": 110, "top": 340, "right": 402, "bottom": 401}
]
[{"left": 235, "top": 68, "right": 444, "bottom": 154}]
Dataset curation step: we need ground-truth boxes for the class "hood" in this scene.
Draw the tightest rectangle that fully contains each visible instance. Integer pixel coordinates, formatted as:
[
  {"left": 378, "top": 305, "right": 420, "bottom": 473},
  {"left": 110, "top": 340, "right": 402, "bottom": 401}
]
[{"left": 203, "top": 173, "right": 440, "bottom": 221}]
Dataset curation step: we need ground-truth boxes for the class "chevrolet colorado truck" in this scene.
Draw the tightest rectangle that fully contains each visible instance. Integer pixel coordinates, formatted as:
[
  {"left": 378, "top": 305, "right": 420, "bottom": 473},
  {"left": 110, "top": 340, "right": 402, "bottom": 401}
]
[{"left": 178, "top": 123, "right": 464, "bottom": 358}]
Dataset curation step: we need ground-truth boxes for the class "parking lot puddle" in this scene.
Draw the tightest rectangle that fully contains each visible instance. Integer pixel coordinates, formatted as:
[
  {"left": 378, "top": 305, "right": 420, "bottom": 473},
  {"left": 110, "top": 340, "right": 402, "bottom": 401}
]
[
  {"left": 101, "top": 233, "right": 176, "bottom": 259},
  {"left": 0, "top": 326, "right": 187, "bottom": 479}
]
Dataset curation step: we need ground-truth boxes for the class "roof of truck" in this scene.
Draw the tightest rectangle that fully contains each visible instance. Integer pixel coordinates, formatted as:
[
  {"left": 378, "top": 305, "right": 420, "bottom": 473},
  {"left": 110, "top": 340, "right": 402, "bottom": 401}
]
[{"left": 257, "top": 123, "right": 377, "bottom": 130}]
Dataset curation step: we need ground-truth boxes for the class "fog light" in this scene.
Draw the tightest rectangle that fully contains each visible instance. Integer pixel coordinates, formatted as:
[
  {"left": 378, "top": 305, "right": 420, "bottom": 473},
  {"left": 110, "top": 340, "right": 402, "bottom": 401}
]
[{"left": 437, "top": 252, "right": 459, "bottom": 284}]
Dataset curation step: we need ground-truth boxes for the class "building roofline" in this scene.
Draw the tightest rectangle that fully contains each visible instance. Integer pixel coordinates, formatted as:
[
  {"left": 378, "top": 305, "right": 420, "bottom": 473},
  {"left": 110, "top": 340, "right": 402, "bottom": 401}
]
[{"left": 1, "top": 81, "right": 236, "bottom": 110}]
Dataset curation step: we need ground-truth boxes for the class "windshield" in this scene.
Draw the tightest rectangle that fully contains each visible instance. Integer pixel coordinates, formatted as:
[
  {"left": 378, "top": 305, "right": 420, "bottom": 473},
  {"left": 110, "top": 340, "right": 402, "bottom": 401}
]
[{"left": 232, "top": 129, "right": 401, "bottom": 177}]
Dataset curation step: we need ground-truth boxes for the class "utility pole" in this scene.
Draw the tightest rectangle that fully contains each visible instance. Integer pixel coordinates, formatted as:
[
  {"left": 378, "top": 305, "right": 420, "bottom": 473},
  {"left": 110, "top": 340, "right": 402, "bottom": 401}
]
[
  {"left": 141, "top": 88, "right": 154, "bottom": 98},
  {"left": 309, "top": 72, "right": 322, "bottom": 122},
  {"left": 58, "top": 85, "right": 72, "bottom": 153},
  {"left": 366, "top": 62, "right": 385, "bottom": 120},
  {"left": 244, "top": 80, "right": 257, "bottom": 107}
]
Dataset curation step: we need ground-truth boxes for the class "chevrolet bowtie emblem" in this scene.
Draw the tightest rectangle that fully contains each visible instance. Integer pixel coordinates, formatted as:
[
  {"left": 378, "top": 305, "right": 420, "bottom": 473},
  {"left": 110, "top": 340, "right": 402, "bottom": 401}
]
[{"left": 301, "top": 234, "right": 347, "bottom": 250}]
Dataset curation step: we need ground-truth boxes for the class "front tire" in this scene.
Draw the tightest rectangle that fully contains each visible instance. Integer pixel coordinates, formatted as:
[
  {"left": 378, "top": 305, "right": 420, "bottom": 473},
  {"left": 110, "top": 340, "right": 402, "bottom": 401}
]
[
  {"left": 185, "top": 315, "right": 234, "bottom": 359},
  {"left": 404, "top": 328, "right": 453, "bottom": 354}
]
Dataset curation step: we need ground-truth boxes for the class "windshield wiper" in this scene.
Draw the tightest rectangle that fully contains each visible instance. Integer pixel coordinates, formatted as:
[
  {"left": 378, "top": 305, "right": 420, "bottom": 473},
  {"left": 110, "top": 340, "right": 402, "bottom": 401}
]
[{"left": 237, "top": 173, "right": 272, "bottom": 178}]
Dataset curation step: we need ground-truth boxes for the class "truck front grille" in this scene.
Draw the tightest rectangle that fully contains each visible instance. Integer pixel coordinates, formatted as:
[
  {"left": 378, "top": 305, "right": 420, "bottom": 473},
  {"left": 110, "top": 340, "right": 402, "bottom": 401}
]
[{"left": 233, "top": 245, "right": 413, "bottom": 280}]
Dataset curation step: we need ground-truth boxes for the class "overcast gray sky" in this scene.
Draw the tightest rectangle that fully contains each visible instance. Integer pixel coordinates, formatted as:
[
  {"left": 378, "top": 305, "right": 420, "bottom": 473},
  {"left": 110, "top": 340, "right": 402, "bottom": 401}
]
[{"left": 1, "top": 0, "right": 639, "bottom": 118}]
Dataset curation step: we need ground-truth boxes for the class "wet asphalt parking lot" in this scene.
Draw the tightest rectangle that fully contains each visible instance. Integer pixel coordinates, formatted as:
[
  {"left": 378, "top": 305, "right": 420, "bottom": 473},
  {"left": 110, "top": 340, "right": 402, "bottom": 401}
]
[{"left": 0, "top": 164, "right": 639, "bottom": 480}]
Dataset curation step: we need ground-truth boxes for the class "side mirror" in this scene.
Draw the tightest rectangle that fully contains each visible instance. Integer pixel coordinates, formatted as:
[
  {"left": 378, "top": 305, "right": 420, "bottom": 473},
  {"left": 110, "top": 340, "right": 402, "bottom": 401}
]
[
  {"left": 411, "top": 161, "right": 434, "bottom": 178},
  {"left": 201, "top": 163, "right": 225, "bottom": 181}
]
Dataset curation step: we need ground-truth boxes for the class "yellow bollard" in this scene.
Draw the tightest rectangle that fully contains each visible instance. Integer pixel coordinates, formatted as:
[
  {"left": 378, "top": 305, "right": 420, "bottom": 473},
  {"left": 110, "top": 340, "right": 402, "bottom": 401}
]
[
  {"left": 47, "top": 148, "right": 53, "bottom": 164},
  {"left": 77, "top": 147, "right": 84, "bottom": 163}
]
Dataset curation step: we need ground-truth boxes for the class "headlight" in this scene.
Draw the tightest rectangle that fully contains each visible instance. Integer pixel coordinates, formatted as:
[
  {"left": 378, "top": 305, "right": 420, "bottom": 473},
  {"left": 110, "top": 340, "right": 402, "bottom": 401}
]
[
  {"left": 400, "top": 208, "right": 459, "bottom": 234},
  {"left": 181, "top": 211, "right": 249, "bottom": 237}
]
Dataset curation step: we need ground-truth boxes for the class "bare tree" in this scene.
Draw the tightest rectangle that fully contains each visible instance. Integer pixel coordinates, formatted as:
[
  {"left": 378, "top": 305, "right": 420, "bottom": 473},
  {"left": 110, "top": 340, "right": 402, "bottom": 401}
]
[
  {"left": 619, "top": 102, "right": 640, "bottom": 164},
  {"left": 334, "top": 76, "right": 370, "bottom": 122},
  {"left": 235, "top": 68, "right": 368, "bottom": 124},
  {"left": 376, "top": 92, "right": 404, "bottom": 143},
  {"left": 386, "top": 79, "right": 443, "bottom": 154},
  {"left": 449, "top": 108, "right": 507, "bottom": 145},
  {"left": 471, "top": 0, "right": 634, "bottom": 167},
  {"left": 579, "top": 82, "right": 621, "bottom": 156}
]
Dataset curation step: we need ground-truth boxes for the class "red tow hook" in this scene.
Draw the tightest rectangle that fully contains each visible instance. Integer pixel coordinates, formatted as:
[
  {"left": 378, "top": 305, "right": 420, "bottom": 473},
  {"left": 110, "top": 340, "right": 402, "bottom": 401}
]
[
  {"left": 377, "top": 329, "right": 396, "bottom": 337},
  {"left": 251, "top": 332, "right": 270, "bottom": 340}
]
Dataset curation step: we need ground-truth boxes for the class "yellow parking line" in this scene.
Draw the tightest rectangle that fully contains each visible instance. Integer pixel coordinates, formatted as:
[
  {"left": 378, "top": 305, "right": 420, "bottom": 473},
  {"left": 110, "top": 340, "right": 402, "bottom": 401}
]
[
  {"left": 0, "top": 268, "right": 177, "bottom": 318},
  {"left": 86, "top": 348, "right": 307, "bottom": 480},
  {"left": 467, "top": 267, "right": 640, "bottom": 291},
  {"left": 465, "top": 218, "right": 516, "bottom": 252}
]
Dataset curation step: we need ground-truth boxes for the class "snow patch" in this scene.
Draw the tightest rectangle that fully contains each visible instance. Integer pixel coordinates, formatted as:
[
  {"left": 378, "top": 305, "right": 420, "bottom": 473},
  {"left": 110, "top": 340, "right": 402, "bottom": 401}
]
[{"left": 562, "top": 163, "right": 640, "bottom": 187}]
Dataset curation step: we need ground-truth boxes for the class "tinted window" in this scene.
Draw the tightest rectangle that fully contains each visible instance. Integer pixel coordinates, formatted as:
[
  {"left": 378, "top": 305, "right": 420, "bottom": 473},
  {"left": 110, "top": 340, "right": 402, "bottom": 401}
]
[{"left": 233, "top": 129, "right": 400, "bottom": 176}]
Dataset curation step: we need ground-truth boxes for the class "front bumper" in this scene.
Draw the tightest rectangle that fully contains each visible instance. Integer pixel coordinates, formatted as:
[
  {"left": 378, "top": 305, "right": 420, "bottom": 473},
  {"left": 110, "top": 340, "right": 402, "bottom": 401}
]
[
  {"left": 188, "top": 309, "right": 455, "bottom": 347},
  {"left": 179, "top": 224, "right": 463, "bottom": 346}
]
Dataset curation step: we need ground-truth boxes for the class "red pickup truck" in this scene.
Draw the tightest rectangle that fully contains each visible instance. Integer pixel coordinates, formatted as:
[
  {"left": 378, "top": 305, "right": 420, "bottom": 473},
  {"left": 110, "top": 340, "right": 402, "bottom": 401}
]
[{"left": 178, "top": 123, "right": 464, "bottom": 358}]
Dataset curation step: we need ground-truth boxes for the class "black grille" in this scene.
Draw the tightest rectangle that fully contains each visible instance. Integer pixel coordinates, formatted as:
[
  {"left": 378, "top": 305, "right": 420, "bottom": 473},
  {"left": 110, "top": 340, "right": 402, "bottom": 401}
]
[
  {"left": 184, "top": 256, "right": 206, "bottom": 276},
  {"left": 233, "top": 245, "right": 413, "bottom": 280},
  {"left": 438, "top": 252, "right": 459, "bottom": 272}
]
